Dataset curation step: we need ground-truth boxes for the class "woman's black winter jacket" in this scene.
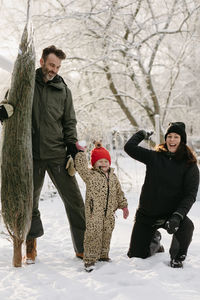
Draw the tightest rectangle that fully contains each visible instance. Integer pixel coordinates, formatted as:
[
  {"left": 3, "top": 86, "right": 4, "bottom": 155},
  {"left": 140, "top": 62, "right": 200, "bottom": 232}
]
[{"left": 124, "top": 131, "right": 199, "bottom": 221}]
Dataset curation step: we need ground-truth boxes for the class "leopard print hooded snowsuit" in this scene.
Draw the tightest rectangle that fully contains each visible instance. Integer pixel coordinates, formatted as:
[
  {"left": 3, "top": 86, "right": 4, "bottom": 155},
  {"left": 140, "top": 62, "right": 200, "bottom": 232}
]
[{"left": 75, "top": 151, "right": 128, "bottom": 265}]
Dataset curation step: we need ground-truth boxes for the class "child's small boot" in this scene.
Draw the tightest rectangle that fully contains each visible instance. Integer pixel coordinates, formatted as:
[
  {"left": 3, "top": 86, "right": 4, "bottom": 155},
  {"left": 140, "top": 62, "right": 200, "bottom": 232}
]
[
  {"left": 84, "top": 262, "right": 95, "bottom": 272},
  {"left": 99, "top": 257, "right": 111, "bottom": 262}
]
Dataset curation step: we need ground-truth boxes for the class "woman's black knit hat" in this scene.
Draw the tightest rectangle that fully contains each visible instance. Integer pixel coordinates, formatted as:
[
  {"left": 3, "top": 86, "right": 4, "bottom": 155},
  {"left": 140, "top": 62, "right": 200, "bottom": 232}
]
[{"left": 165, "top": 122, "right": 187, "bottom": 144}]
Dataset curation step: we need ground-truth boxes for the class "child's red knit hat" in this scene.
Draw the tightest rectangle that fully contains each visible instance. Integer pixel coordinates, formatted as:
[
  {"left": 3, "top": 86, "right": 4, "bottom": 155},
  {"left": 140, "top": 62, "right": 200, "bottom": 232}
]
[{"left": 91, "top": 141, "right": 111, "bottom": 166}]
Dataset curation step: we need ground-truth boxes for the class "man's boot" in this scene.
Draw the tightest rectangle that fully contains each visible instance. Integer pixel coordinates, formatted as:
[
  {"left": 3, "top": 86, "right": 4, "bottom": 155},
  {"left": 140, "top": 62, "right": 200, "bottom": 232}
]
[
  {"left": 76, "top": 252, "right": 84, "bottom": 259},
  {"left": 25, "top": 238, "right": 37, "bottom": 264}
]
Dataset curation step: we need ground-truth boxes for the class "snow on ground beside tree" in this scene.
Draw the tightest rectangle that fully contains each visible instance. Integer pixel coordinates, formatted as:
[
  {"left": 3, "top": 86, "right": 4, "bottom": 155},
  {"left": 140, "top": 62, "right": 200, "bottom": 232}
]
[{"left": 0, "top": 157, "right": 200, "bottom": 300}]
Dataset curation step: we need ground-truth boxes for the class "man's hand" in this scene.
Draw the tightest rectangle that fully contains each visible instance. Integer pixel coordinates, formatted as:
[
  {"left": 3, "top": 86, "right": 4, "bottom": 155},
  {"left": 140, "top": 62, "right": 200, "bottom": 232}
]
[
  {"left": 165, "top": 213, "right": 182, "bottom": 234},
  {"left": 0, "top": 104, "right": 14, "bottom": 121},
  {"left": 66, "top": 143, "right": 78, "bottom": 159}
]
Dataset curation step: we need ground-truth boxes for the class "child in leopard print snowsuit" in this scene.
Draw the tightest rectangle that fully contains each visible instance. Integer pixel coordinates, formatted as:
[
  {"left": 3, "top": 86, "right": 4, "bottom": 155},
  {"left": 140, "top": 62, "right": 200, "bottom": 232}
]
[{"left": 75, "top": 141, "right": 129, "bottom": 272}]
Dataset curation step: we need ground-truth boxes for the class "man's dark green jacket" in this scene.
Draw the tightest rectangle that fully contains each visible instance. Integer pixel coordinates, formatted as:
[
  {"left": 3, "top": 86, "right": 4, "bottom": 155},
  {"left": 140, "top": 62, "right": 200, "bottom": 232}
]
[{"left": 32, "top": 68, "right": 77, "bottom": 160}]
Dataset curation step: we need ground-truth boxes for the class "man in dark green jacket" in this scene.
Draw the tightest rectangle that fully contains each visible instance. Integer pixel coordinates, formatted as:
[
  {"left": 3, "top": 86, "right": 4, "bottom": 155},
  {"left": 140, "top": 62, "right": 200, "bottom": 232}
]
[{"left": 25, "top": 45, "right": 85, "bottom": 264}]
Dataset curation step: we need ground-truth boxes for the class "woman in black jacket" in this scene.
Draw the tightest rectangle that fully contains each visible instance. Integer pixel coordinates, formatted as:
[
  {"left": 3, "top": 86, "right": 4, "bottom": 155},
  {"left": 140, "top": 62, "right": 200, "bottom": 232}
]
[{"left": 124, "top": 122, "right": 199, "bottom": 268}]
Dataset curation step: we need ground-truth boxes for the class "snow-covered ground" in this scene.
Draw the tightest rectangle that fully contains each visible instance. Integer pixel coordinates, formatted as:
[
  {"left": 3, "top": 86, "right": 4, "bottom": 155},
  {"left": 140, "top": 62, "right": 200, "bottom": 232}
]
[{"left": 0, "top": 156, "right": 200, "bottom": 300}]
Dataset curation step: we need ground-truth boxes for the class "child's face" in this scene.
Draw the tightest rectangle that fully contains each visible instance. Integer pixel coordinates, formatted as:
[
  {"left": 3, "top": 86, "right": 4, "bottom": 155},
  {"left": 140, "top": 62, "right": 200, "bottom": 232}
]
[{"left": 94, "top": 159, "right": 110, "bottom": 173}]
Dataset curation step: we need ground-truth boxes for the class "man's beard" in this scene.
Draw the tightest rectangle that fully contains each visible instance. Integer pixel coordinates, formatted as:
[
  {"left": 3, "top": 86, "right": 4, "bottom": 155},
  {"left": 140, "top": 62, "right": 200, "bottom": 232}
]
[{"left": 42, "top": 66, "right": 56, "bottom": 81}]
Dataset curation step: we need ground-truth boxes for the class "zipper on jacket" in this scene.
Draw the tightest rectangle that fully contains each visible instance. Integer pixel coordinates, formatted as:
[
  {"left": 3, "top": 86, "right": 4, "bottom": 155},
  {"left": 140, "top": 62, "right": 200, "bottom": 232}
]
[
  {"left": 104, "top": 176, "right": 110, "bottom": 217},
  {"left": 90, "top": 199, "right": 94, "bottom": 214}
]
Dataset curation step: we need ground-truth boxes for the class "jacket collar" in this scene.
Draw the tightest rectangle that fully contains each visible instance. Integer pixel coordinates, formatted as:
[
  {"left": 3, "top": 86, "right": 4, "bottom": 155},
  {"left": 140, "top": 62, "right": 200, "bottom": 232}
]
[
  {"left": 35, "top": 68, "right": 65, "bottom": 90},
  {"left": 92, "top": 167, "right": 114, "bottom": 176}
]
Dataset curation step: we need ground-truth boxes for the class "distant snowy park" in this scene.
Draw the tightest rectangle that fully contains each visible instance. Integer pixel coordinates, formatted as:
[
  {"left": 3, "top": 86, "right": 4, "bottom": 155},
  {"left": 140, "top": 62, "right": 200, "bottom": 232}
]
[{"left": 0, "top": 155, "right": 199, "bottom": 300}]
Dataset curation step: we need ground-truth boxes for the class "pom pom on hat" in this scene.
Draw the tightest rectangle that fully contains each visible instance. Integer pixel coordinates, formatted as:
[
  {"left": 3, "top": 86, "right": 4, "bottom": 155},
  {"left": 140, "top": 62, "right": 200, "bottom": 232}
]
[
  {"left": 91, "top": 141, "right": 111, "bottom": 166},
  {"left": 165, "top": 122, "right": 187, "bottom": 144}
]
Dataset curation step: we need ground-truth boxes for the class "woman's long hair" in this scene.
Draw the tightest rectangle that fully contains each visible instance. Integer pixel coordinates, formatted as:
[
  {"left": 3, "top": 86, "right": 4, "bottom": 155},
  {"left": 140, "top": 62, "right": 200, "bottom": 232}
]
[{"left": 155, "top": 142, "right": 197, "bottom": 164}]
